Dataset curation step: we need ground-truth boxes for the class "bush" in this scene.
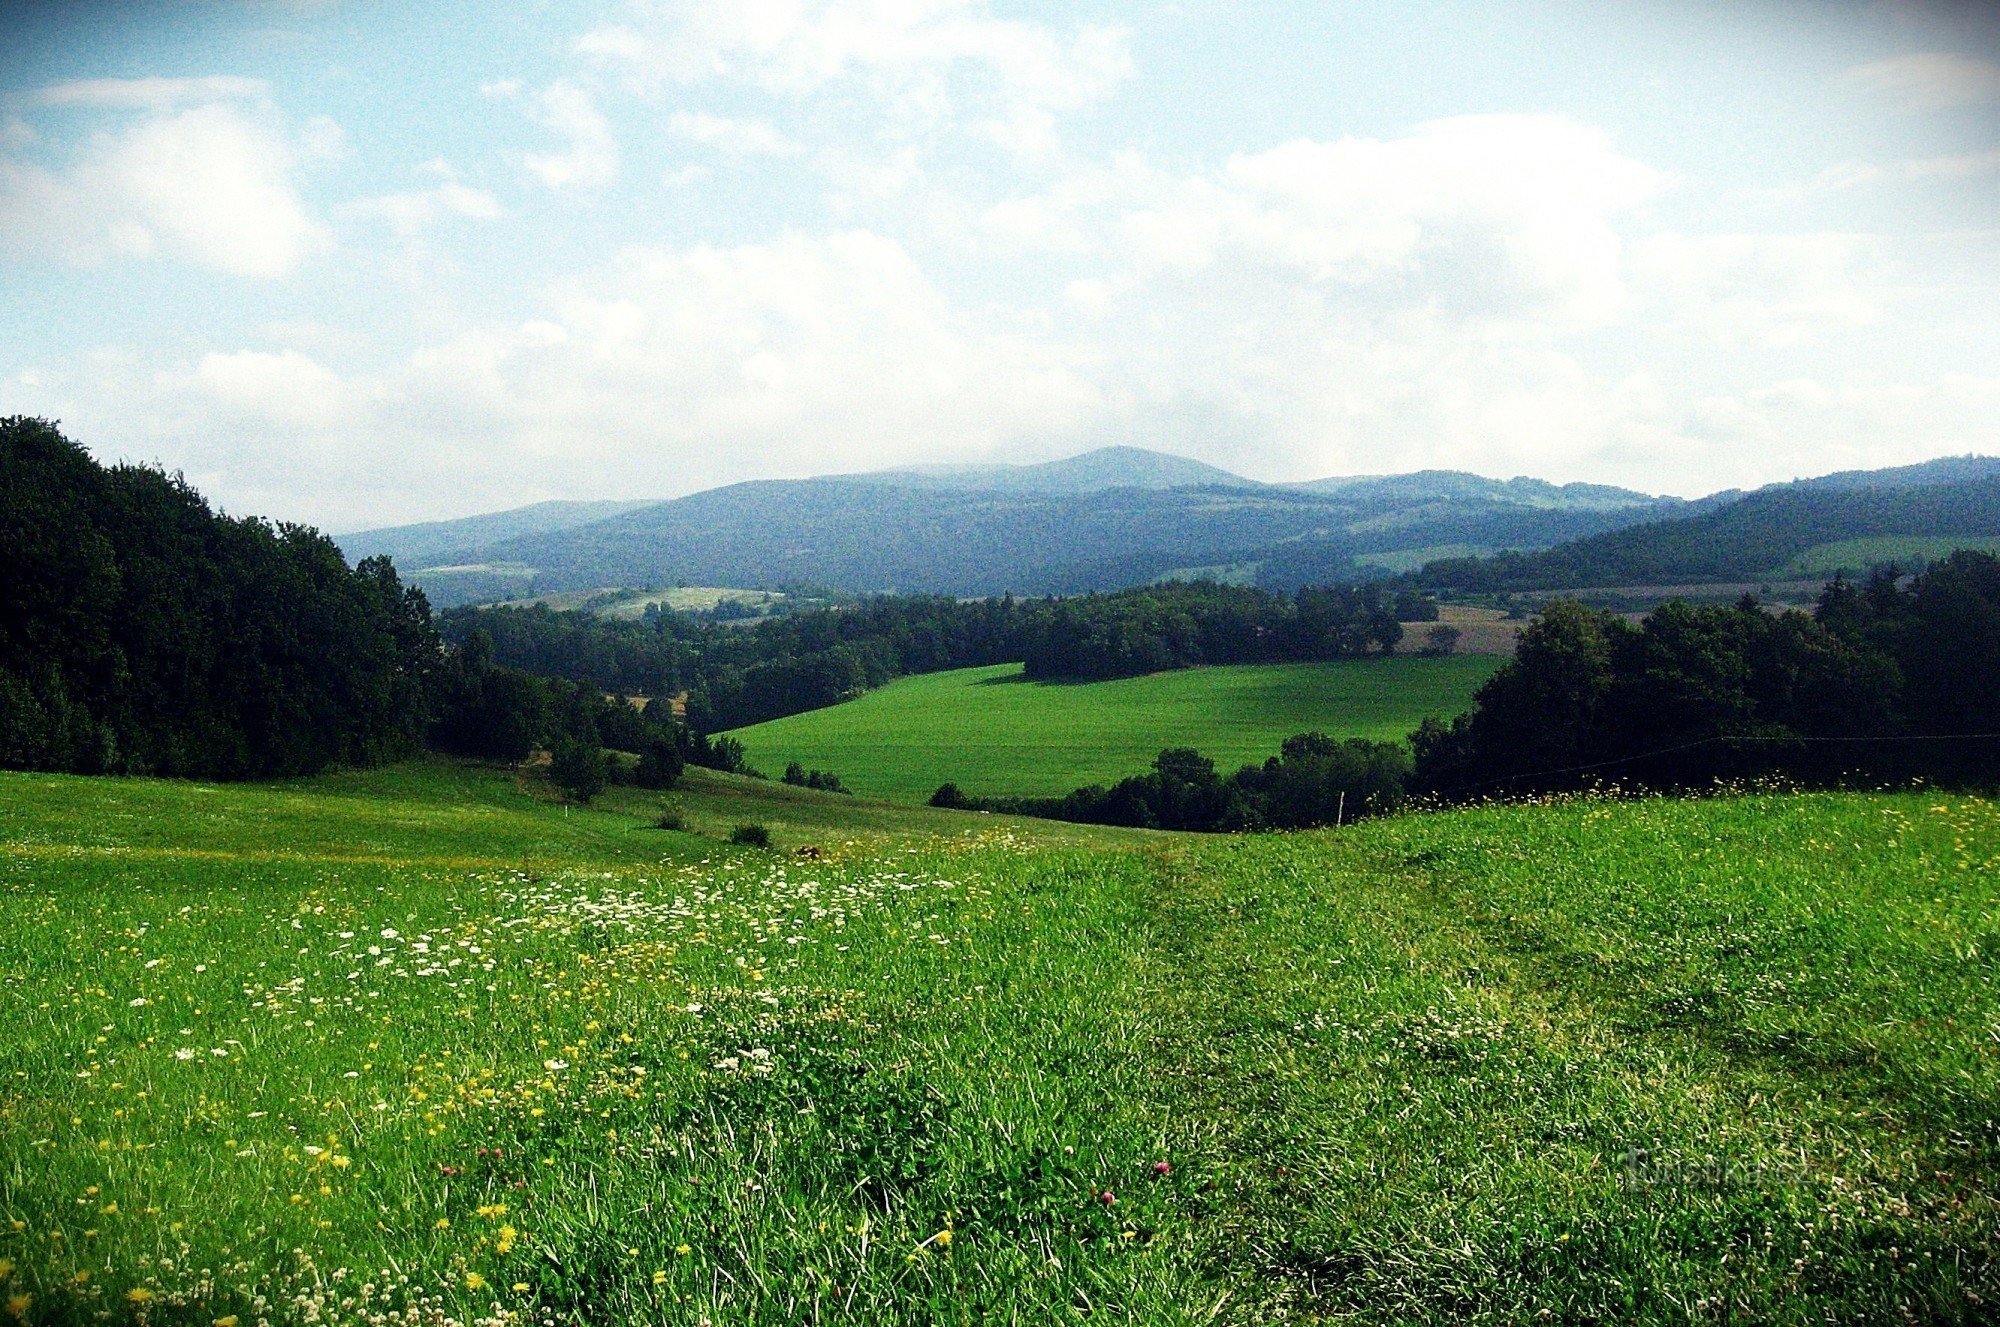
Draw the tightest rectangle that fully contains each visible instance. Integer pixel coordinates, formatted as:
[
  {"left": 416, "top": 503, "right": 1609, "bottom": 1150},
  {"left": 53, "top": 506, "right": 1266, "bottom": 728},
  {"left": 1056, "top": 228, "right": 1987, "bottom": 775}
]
[
  {"left": 786, "top": 762, "right": 851, "bottom": 794},
  {"left": 729, "top": 823, "right": 771, "bottom": 848},
  {"left": 654, "top": 809, "right": 688, "bottom": 831},
  {"left": 929, "top": 782, "right": 974, "bottom": 810}
]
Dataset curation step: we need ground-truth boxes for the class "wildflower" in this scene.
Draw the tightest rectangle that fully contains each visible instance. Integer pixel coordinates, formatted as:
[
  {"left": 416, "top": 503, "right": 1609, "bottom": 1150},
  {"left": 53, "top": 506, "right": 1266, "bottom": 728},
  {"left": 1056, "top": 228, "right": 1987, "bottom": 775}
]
[
  {"left": 0, "top": 1262, "right": 10, "bottom": 1281},
  {"left": 675, "top": 1244, "right": 691, "bottom": 1256},
  {"left": 465, "top": 1272, "right": 486, "bottom": 1291},
  {"left": 6, "top": 1293, "right": 29, "bottom": 1321},
  {"left": 651, "top": 1270, "right": 668, "bottom": 1285},
  {"left": 495, "top": 1225, "right": 517, "bottom": 1255},
  {"left": 435, "top": 1217, "right": 451, "bottom": 1230},
  {"left": 477, "top": 1203, "right": 509, "bottom": 1219},
  {"left": 127, "top": 1288, "right": 155, "bottom": 1304},
  {"left": 329, "top": 1155, "right": 351, "bottom": 1169},
  {"left": 1153, "top": 1161, "right": 1171, "bottom": 1176},
  {"left": 932, "top": 1229, "right": 952, "bottom": 1248},
  {"left": 214, "top": 1318, "right": 239, "bottom": 1327},
  {"left": 1099, "top": 1190, "right": 1116, "bottom": 1206},
  {"left": 510, "top": 1283, "right": 529, "bottom": 1293}
]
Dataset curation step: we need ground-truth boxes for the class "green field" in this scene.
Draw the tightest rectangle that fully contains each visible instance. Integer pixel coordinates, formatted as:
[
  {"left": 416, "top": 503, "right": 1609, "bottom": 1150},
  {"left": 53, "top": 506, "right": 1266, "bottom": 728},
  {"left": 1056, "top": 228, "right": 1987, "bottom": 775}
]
[
  {"left": 2, "top": 762, "right": 1996, "bottom": 1324},
  {"left": 1774, "top": 535, "right": 2000, "bottom": 577},
  {"left": 728, "top": 657, "right": 1502, "bottom": 802}
]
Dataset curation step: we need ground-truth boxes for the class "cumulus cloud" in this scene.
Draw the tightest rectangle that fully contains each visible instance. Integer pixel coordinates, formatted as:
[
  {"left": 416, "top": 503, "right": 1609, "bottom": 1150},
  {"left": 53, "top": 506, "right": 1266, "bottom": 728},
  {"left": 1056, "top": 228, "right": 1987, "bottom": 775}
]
[
  {"left": 110, "top": 231, "right": 1100, "bottom": 527},
  {"left": 667, "top": 110, "right": 802, "bottom": 156},
  {"left": 577, "top": 0, "right": 1129, "bottom": 152},
  {"left": 0, "top": 94, "right": 328, "bottom": 277},
  {"left": 346, "top": 160, "right": 502, "bottom": 235},
  {"left": 517, "top": 80, "right": 618, "bottom": 189},
  {"left": 1849, "top": 50, "right": 2000, "bottom": 109}
]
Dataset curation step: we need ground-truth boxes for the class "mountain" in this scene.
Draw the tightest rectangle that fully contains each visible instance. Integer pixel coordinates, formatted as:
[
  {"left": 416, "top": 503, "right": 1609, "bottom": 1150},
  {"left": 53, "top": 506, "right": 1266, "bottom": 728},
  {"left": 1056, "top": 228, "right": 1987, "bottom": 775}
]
[
  {"left": 381, "top": 451, "right": 1682, "bottom": 606},
  {"left": 336, "top": 499, "right": 656, "bottom": 568},
  {"left": 352, "top": 446, "right": 2000, "bottom": 610},
  {"left": 1418, "top": 473, "right": 2000, "bottom": 593},
  {"left": 863, "top": 445, "right": 1258, "bottom": 494}
]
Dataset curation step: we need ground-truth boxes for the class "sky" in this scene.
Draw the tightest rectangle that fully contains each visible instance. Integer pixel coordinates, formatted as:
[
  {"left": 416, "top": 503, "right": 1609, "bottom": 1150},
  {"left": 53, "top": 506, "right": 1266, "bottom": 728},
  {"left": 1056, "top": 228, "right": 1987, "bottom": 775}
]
[{"left": 2, "top": 1, "right": 1998, "bottom": 532}]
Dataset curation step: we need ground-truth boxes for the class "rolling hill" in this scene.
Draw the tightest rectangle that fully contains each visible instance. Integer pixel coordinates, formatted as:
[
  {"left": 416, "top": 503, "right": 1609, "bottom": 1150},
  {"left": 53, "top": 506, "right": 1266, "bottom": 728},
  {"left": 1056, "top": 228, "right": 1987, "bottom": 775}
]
[
  {"left": 727, "top": 656, "right": 1503, "bottom": 802},
  {"left": 338, "top": 447, "right": 1677, "bottom": 606},
  {"left": 1419, "top": 472, "right": 2000, "bottom": 593}
]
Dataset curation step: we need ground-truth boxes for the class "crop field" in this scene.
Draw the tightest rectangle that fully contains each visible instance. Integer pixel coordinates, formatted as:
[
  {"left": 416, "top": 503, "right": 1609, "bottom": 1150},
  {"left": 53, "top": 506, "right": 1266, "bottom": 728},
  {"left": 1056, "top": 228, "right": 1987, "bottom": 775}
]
[
  {"left": 727, "top": 657, "right": 1501, "bottom": 802},
  {"left": 2, "top": 762, "right": 1996, "bottom": 1324}
]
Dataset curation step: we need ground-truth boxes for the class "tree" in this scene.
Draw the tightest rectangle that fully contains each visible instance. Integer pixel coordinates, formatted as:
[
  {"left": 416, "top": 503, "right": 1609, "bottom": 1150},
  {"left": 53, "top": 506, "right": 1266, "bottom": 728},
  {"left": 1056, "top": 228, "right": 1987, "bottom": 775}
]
[
  {"left": 549, "top": 737, "right": 608, "bottom": 803},
  {"left": 634, "top": 736, "right": 684, "bottom": 790},
  {"left": 1423, "top": 624, "right": 1461, "bottom": 656}
]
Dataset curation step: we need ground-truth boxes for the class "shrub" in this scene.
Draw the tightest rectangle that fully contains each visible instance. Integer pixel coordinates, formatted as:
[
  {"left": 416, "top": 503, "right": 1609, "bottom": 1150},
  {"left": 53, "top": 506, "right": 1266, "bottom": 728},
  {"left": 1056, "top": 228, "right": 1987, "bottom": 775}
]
[
  {"left": 929, "top": 782, "right": 974, "bottom": 810},
  {"left": 653, "top": 807, "right": 688, "bottom": 832},
  {"left": 729, "top": 823, "right": 772, "bottom": 848}
]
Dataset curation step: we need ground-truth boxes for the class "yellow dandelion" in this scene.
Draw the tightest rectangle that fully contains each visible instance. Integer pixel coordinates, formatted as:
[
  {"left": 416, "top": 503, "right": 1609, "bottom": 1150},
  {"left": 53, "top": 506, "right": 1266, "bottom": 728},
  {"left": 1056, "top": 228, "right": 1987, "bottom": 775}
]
[
  {"left": 933, "top": 1229, "right": 952, "bottom": 1248},
  {"left": 675, "top": 1244, "right": 691, "bottom": 1256},
  {"left": 6, "top": 1293, "right": 30, "bottom": 1321},
  {"left": 510, "top": 1283, "right": 529, "bottom": 1293},
  {"left": 435, "top": 1217, "right": 451, "bottom": 1230},
  {"left": 495, "top": 1225, "right": 518, "bottom": 1255},
  {"left": 127, "top": 1288, "right": 155, "bottom": 1304},
  {"left": 214, "top": 1317, "right": 238, "bottom": 1327},
  {"left": 0, "top": 1262, "right": 11, "bottom": 1281},
  {"left": 651, "top": 1270, "right": 667, "bottom": 1286},
  {"left": 329, "top": 1155, "right": 351, "bottom": 1169},
  {"left": 464, "top": 1272, "right": 486, "bottom": 1291},
  {"left": 477, "top": 1203, "right": 509, "bottom": 1219}
]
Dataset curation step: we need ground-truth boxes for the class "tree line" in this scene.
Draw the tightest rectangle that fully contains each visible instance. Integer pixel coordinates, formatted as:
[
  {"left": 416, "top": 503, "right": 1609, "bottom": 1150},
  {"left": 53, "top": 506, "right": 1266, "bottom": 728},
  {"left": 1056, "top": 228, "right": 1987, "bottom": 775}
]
[
  {"left": 447, "top": 580, "right": 1434, "bottom": 732},
  {"left": 1, "top": 418, "right": 434, "bottom": 778},
  {"left": 0, "top": 418, "right": 713, "bottom": 793},
  {"left": 959, "top": 552, "right": 2000, "bottom": 833}
]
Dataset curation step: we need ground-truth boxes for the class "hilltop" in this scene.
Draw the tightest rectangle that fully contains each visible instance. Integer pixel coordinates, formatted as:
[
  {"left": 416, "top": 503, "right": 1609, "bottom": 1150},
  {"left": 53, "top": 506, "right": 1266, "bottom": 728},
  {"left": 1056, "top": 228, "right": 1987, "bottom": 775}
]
[{"left": 337, "top": 446, "right": 1675, "bottom": 606}]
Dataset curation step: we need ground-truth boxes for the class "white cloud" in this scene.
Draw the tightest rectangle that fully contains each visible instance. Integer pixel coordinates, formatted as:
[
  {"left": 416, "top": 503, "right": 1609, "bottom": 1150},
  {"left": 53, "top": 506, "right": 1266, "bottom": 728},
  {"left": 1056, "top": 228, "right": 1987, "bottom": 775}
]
[
  {"left": 110, "top": 231, "right": 1099, "bottom": 527},
  {"left": 577, "top": 1, "right": 1130, "bottom": 145},
  {"left": 1628, "top": 233, "right": 1882, "bottom": 347},
  {"left": 667, "top": 110, "right": 801, "bottom": 156},
  {"left": 347, "top": 161, "right": 502, "bottom": 235},
  {"left": 31, "top": 76, "right": 268, "bottom": 109},
  {"left": 0, "top": 98, "right": 327, "bottom": 277},
  {"left": 1849, "top": 51, "right": 2000, "bottom": 109},
  {"left": 520, "top": 80, "right": 618, "bottom": 189}
]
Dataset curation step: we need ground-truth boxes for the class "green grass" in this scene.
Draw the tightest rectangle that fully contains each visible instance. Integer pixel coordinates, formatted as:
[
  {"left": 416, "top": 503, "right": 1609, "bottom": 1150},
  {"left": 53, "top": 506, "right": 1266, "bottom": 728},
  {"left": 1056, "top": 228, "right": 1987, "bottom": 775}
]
[
  {"left": 728, "top": 657, "right": 1501, "bottom": 803},
  {"left": 2, "top": 764, "right": 1995, "bottom": 1324},
  {"left": 1773, "top": 535, "right": 2000, "bottom": 577}
]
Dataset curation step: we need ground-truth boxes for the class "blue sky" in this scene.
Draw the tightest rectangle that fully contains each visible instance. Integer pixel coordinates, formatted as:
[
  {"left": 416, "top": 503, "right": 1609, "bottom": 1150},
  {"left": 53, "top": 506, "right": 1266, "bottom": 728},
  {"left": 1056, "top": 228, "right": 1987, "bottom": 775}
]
[{"left": 3, "top": 0, "right": 1997, "bottom": 530}]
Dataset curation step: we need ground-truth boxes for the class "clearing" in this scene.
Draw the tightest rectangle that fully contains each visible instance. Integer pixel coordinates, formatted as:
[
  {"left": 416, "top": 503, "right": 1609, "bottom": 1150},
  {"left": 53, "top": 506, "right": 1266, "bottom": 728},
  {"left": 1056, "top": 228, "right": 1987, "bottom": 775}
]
[{"left": 727, "top": 656, "right": 1501, "bottom": 802}]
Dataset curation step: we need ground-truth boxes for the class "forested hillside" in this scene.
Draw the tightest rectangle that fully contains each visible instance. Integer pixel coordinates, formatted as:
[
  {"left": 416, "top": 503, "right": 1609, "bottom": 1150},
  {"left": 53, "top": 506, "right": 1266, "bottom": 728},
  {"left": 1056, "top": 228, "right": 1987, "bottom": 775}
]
[
  {"left": 1420, "top": 475, "right": 2000, "bottom": 592},
  {"left": 0, "top": 418, "right": 436, "bottom": 777},
  {"left": 360, "top": 454, "right": 1676, "bottom": 606},
  {"left": 444, "top": 580, "right": 1431, "bottom": 732}
]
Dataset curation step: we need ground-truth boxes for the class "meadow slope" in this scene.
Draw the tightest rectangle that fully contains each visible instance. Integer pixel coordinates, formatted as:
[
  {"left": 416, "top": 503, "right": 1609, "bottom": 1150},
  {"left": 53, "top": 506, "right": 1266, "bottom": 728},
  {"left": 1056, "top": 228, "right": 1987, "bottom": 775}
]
[
  {"left": 1, "top": 763, "right": 1995, "bottom": 1324},
  {"left": 728, "top": 657, "right": 1500, "bottom": 802}
]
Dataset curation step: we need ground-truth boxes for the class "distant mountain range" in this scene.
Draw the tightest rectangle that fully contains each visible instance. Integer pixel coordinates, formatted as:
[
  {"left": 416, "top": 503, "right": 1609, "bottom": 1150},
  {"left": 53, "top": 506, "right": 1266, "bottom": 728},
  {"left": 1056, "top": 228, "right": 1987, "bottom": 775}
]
[{"left": 334, "top": 448, "right": 2000, "bottom": 608}]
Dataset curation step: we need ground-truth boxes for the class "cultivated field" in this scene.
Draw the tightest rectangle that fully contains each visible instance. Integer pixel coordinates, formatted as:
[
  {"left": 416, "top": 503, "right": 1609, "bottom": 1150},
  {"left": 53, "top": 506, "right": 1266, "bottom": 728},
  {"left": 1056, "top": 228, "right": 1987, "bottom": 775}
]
[
  {"left": 1, "top": 764, "right": 1995, "bottom": 1324},
  {"left": 728, "top": 657, "right": 1502, "bottom": 802}
]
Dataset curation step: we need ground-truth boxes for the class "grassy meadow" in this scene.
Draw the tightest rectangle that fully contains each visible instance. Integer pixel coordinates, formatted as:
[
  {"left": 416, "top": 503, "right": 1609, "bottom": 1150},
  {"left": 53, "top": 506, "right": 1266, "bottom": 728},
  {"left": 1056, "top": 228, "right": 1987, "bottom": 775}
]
[
  {"left": 727, "top": 657, "right": 1501, "bottom": 802},
  {"left": 2, "top": 760, "right": 1996, "bottom": 1324}
]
